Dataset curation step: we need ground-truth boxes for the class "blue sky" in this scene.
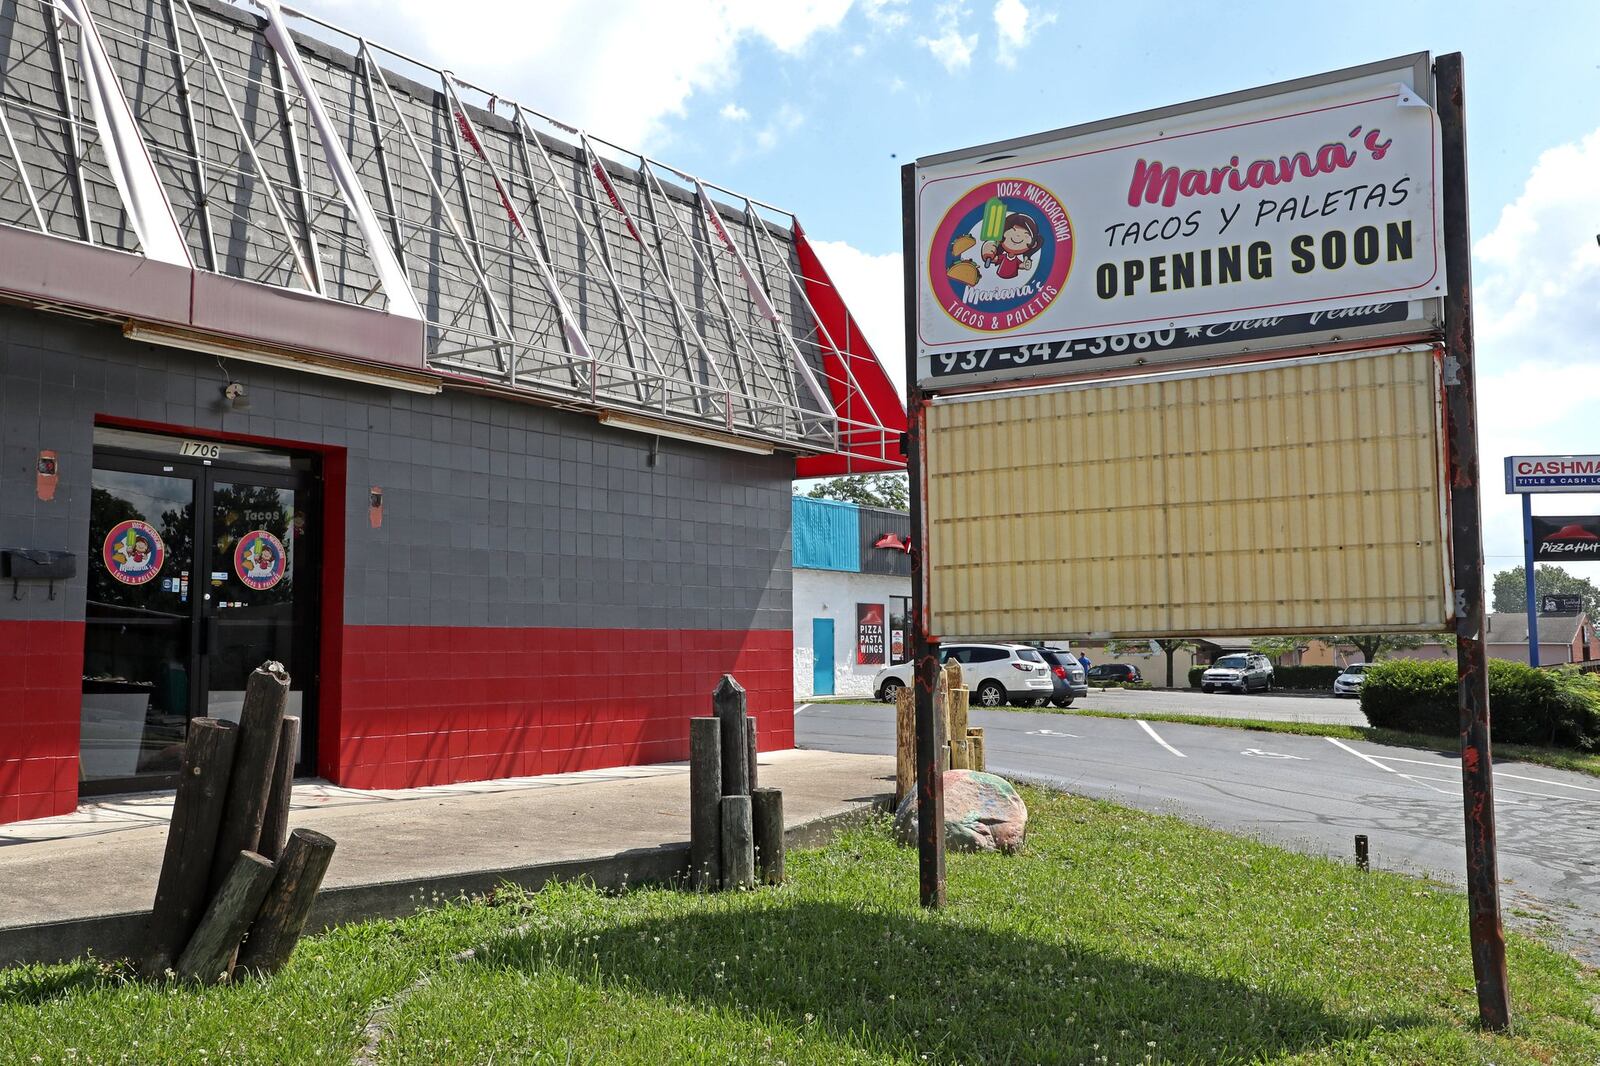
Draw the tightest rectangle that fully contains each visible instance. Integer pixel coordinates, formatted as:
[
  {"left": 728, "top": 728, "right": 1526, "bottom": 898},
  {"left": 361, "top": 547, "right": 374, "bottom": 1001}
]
[{"left": 339, "top": 0, "right": 1600, "bottom": 585}]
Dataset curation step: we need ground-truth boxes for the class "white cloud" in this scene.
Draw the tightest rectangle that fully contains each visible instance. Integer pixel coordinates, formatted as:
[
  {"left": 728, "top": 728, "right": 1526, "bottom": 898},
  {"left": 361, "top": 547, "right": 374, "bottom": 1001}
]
[
  {"left": 807, "top": 239, "right": 907, "bottom": 397},
  {"left": 331, "top": 0, "right": 852, "bottom": 148},
  {"left": 918, "top": 3, "right": 977, "bottom": 72},
  {"left": 864, "top": 0, "right": 911, "bottom": 30},
  {"left": 720, "top": 103, "right": 751, "bottom": 122},
  {"left": 1472, "top": 126, "right": 1600, "bottom": 576},
  {"left": 992, "top": 0, "right": 1053, "bottom": 67}
]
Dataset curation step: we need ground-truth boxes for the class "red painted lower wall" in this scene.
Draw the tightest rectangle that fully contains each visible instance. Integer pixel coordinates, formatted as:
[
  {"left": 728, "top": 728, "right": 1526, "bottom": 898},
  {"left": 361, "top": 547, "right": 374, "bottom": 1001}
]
[
  {"left": 0, "top": 621, "right": 792, "bottom": 824},
  {"left": 0, "top": 620, "right": 84, "bottom": 824},
  {"left": 329, "top": 626, "right": 794, "bottom": 790}
]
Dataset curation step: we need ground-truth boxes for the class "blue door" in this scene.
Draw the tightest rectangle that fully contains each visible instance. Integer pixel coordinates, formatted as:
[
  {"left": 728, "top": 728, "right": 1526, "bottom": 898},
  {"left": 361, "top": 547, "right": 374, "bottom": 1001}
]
[{"left": 812, "top": 618, "right": 835, "bottom": 696}]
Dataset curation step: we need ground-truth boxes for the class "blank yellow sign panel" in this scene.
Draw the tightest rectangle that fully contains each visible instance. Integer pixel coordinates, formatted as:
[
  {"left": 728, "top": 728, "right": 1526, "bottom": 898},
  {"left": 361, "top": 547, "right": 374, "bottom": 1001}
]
[{"left": 924, "top": 346, "right": 1450, "bottom": 640}]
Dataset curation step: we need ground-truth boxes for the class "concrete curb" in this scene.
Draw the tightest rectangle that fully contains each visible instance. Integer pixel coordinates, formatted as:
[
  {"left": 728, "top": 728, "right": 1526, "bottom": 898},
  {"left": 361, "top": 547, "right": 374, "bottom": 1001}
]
[{"left": 0, "top": 796, "right": 892, "bottom": 969}]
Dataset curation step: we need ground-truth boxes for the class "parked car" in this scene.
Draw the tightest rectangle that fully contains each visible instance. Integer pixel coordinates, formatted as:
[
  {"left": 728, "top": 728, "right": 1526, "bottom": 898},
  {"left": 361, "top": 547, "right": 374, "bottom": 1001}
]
[
  {"left": 873, "top": 643, "right": 1054, "bottom": 708},
  {"left": 1035, "top": 647, "right": 1089, "bottom": 707},
  {"left": 1333, "top": 662, "right": 1370, "bottom": 697},
  {"left": 1086, "top": 663, "right": 1143, "bottom": 686},
  {"left": 1201, "top": 653, "right": 1274, "bottom": 693}
]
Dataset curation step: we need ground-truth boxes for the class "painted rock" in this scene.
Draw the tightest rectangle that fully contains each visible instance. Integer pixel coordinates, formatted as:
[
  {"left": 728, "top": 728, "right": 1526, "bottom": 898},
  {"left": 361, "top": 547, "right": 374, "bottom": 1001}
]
[{"left": 893, "top": 770, "right": 1027, "bottom": 854}]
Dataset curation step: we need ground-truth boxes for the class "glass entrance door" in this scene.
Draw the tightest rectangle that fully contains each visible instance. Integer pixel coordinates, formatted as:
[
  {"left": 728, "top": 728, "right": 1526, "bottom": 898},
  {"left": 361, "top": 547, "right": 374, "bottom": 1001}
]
[
  {"left": 82, "top": 431, "right": 319, "bottom": 795},
  {"left": 200, "top": 475, "right": 311, "bottom": 762}
]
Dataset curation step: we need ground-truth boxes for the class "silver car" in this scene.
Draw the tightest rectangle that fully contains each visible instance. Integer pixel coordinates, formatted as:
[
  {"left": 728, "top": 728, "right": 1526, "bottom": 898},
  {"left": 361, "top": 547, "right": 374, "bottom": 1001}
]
[
  {"left": 1333, "top": 662, "right": 1370, "bottom": 697},
  {"left": 1201, "top": 653, "right": 1274, "bottom": 693}
]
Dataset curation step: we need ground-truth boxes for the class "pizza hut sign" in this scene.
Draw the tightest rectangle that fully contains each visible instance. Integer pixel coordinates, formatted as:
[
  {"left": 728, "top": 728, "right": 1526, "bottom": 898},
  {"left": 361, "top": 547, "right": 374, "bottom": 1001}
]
[{"left": 1532, "top": 516, "right": 1600, "bottom": 561}]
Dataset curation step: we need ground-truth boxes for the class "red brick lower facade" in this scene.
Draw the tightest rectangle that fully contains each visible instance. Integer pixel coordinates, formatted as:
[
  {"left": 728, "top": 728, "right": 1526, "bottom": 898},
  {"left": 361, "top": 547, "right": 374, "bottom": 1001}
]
[
  {"left": 327, "top": 626, "right": 794, "bottom": 790},
  {"left": 0, "top": 620, "right": 85, "bottom": 823},
  {"left": 0, "top": 621, "right": 791, "bottom": 819}
]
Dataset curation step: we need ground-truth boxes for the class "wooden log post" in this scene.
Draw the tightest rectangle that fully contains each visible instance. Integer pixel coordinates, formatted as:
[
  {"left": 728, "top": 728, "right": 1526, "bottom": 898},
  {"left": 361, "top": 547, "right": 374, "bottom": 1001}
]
[
  {"left": 143, "top": 717, "right": 239, "bottom": 977},
  {"left": 714, "top": 674, "right": 750, "bottom": 797},
  {"left": 894, "top": 686, "right": 915, "bottom": 806},
  {"left": 175, "top": 851, "right": 276, "bottom": 984},
  {"left": 238, "top": 828, "right": 337, "bottom": 976},
  {"left": 720, "top": 795, "right": 755, "bottom": 890},
  {"left": 746, "top": 716, "right": 758, "bottom": 793},
  {"left": 752, "top": 787, "right": 784, "bottom": 885},
  {"left": 258, "top": 716, "right": 300, "bottom": 863},
  {"left": 688, "top": 717, "right": 723, "bottom": 890},
  {"left": 968, "top": 728, "right": 986, "bottom": 772},
  {"left": 949, "top": 683, "right": 970, "bottom": 742},
  {"left": 934, "top": 666, "right": 950, "bottom": 774},
  {"left": 950, "top": 738, "right": 970, "bottom": 770},
  {"left": 209, "top": 662, "right": 290, "bottom": 896}
]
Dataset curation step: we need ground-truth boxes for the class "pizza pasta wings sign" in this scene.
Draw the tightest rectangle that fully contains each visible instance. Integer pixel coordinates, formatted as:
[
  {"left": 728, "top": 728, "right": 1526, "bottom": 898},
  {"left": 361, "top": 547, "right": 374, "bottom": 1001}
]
[{"left": 916, "top": 55, "right": 1444, "bottom": 384}]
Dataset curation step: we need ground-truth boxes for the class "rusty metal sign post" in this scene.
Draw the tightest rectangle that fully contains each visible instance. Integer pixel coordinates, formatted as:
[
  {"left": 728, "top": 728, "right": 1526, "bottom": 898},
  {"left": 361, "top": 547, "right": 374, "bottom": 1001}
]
[
  {"left": 902, "top": 161, "right": 945, "bottom": 908},
  {"left": 902, "top": 52, "right": 1511, "bottom": 1029},
  {"left": 1435, "top": 51, "right": 1511, "bottom": 1031}
]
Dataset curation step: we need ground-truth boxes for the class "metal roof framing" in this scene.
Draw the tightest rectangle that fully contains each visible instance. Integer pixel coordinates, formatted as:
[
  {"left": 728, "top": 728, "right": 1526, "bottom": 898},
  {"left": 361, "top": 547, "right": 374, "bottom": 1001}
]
[{"left": 0, "top": 0, "right": 905, "bottom": 459}]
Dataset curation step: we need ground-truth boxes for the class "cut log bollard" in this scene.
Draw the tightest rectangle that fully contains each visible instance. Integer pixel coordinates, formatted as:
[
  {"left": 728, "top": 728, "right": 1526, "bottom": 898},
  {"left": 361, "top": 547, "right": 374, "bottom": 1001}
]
[
  {"left": 143, "top": 717, "right": 239, "bottom": 977},
  {"left": 950, "top": 738, "right": 970, "bottom": 770},
  {"left": 752, "top": 787, "right": 784, "bottom": 885},
  {"left": 714, "top": 674, "right": 750, "bottom": 796},
  {"left": 689, "top": 717, "right": 723, "bottom": 890},
  {"left": 258, "top": 716, "right": 301, "bottom": 862},
  {"left": 934, "top": 666, "right": 950, "bottom": 774},
  {"left": 895, "top": 687, "right": 915, "bottom": 805},
  {"left": 209, "top": 662, "right": 290, "bottom": 896},
  {"left": 238, "top": 829, "right": 336, "bottom": 975},
  {"left": 967, "top": 728, "right": 986, "bottom": 772},
  {"left": 1356, "top": 834, "right": 1370, "bottom": 871},
  {"left": 746, "top": 716, "right": 758, "bottom": 792},
  {"left": 720, "top": 795, "right": 755, "bottom": 890},
  {"left": 948, "top": 681, "right": 970, "bottom": 742},
  {"left": 175, "top": 851, "right": 276, "bottom": 984}
]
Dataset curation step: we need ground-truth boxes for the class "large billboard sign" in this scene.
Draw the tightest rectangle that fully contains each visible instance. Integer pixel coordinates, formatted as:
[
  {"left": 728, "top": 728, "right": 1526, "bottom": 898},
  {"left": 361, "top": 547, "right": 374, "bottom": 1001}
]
[
  {"left": 1504, "top": 455, "right": 1600, "bottom": 494},
  {"left": 923, "top": 346, "right": 1451, "bottom": 639},
  {"left": 916, "top": 54, "right": 1443, "bottom": 387}
]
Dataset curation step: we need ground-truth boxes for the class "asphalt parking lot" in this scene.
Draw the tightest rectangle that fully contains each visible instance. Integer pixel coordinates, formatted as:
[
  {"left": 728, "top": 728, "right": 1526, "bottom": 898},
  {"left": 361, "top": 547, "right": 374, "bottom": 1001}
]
[{"left": 797, "top": 699, "right": 1600, "bottom": 963}]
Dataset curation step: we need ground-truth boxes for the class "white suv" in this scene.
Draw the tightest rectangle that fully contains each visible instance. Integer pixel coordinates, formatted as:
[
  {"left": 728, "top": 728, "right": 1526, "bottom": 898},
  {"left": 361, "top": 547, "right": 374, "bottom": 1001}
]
[
  {"left": 873, "top": 643, "right": 1055, "bottom": 708},
  {"left": 1201, "top": 652, "right": 1275, "bottom": 693}
]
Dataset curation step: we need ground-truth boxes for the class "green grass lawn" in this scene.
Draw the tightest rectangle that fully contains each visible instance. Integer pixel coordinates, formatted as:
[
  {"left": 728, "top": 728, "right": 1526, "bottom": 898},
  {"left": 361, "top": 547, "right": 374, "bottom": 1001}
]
[{"left": 4, "top": 788, "right": 1598, "bottom": 1064}]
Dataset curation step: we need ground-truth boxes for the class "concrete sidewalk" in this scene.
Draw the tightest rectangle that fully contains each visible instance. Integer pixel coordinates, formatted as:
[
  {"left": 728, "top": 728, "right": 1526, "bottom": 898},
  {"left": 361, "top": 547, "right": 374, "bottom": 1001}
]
[{"left": 0, "top": 749, "right": 895, "bottom": 967}]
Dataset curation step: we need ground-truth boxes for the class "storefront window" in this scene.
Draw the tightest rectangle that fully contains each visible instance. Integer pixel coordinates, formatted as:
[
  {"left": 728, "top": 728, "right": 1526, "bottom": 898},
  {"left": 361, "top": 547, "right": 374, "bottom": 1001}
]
[{"left": 889, "top": 595, "right": 911, "bottom": 664}]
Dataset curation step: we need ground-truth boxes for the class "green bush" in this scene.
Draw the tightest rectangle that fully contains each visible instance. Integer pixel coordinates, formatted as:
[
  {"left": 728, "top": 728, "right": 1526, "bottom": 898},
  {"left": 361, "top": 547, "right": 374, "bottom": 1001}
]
[
  {"left": 1188, "top": 666, "right": 1205, "bottom": 689},
  {"left": 1270, "top": 665, "right": 1342, "bottom": 691},
  {"left": 1361, "top": 658, "right": 1600, "bottom": 750}
]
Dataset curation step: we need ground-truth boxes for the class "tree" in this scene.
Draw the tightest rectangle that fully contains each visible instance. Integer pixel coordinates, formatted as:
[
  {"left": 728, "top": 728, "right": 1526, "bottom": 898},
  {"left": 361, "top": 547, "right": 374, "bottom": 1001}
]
[
  {"left": 1331, "top": 633, "right": 1428, "bottom": 664},
  {"left": 1491, "top": 565, "right": 1600, "bottom": 619},
  {"left": 1249, "top": 635, "right": 1314, "bottom": 663},
  {"left": 1104, "top": 637, "right": 1196, "bottom": 688},
  {"left": 804, "top": 474, "right": 908, "bottom": 511}
]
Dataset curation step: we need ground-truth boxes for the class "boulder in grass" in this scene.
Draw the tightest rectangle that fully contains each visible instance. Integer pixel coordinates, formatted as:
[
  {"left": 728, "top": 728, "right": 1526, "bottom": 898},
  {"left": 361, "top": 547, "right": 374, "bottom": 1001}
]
[{"left": 893, "top": 769, "right": 1027, "bottom": 854}]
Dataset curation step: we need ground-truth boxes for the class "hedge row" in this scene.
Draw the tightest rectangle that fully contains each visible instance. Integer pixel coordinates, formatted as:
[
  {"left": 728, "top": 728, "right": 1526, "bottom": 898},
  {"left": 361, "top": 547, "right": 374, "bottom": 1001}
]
[
  {"left": 1361, "top": 658, "right": 1600, "bottom": 750},
  {"left": 1185, "top": 665, "right": 1343, "bottom": 690}
]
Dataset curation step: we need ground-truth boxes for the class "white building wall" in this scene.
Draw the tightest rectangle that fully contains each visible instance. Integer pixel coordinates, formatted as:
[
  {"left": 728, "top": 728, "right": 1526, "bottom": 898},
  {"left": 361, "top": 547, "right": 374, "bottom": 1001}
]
[{"left": 793, "top": 569, "right": 910, "bottom": 699}]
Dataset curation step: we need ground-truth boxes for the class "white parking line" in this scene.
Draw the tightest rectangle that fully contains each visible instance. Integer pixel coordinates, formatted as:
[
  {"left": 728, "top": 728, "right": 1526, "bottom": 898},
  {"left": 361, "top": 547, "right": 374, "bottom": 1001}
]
[
  {"left": 795, "top": 703, "right": 815, "bottom": 715},
  {"left": 1326, "top": 737, "right": 1452, "bottom": 796},
  {"left": 1366, "top": 755, "right": 1600, "bottom": 796},
  {"left": 1138, "top": 719, "right": 1186, "bottom": 758}
]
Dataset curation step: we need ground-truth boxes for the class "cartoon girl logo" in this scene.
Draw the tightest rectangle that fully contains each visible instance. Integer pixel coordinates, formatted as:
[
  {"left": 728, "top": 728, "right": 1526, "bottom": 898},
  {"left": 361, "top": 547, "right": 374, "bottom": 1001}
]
[
  {"left": 234, "top": 530, "right": 287, "bottom": 591},
  {"left": 103, "top": 520, "right": 166, "bottom": 586},
  {"left": 928, "top": 178, "right": 1074, "bottom": 334}
]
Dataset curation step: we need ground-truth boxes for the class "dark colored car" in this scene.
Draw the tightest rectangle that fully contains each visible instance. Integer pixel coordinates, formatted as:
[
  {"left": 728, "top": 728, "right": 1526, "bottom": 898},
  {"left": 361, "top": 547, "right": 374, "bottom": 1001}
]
[
  {"left": 1035, "top": 648, "right": 1089, "bottom": 707},
  {"left": 1086, "top": 663, "right": 1143, "bottom": 685}
]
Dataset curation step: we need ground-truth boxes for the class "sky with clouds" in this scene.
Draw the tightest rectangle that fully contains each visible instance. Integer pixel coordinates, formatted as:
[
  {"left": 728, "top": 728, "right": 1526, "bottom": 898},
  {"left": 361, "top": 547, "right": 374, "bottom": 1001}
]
[{"left": 326, "top": 0, "right": 1600, "bottom": 587}]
